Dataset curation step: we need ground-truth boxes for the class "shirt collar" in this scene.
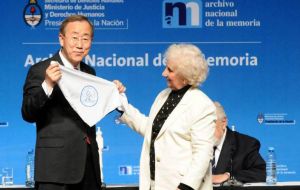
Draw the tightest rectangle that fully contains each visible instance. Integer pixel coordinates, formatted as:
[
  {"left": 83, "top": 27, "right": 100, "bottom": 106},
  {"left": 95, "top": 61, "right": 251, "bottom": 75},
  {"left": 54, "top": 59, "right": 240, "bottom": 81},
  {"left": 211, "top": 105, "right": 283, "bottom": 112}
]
[
  {"left": 216, "top": 127, "right": 227, "bottom": 151},
  {"left": 59, "top": 50, "right": 80, "bottom": 70},
  {"left": 170, "top": 85, "right": 191, "bottom": 96}
]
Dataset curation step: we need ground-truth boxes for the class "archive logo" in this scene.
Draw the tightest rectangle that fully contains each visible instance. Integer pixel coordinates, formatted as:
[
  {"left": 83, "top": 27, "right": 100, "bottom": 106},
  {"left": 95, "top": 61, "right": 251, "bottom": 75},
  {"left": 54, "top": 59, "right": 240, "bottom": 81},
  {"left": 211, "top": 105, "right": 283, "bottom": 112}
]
[
  {"left": 163, "top": 0, "right": 203, "bottom": 28},
  {"left": 119, "top": 165, "right": 133, "bottom": 175}
]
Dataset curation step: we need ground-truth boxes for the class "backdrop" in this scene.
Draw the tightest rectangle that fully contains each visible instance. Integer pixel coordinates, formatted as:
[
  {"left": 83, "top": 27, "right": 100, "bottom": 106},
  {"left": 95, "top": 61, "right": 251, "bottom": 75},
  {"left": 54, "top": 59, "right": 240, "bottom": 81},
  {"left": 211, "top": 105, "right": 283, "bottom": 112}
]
[{"left": 0, "top": 0, "right": 299, "bottom": 185}]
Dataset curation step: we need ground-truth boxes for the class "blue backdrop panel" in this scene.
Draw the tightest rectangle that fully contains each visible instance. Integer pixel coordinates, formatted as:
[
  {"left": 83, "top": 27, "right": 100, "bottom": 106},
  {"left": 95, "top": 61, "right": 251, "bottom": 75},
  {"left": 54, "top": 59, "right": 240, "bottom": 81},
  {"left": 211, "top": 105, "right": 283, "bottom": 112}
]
[{"left": 0, "top": 0, "right": 299, "bottom": 185}]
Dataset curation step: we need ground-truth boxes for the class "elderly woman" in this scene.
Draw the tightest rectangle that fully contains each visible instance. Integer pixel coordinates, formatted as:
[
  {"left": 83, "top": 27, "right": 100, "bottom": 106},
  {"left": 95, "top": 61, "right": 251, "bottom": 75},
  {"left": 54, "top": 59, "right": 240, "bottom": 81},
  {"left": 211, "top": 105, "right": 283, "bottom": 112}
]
[{"left": 120, "top": 43, "right": 216, "bottom": 190}]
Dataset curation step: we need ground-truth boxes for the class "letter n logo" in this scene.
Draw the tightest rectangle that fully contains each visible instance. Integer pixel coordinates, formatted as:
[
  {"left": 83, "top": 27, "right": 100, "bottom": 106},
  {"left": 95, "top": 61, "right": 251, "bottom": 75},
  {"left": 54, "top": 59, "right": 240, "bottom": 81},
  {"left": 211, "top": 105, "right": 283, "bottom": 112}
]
[{"left": 163, "top": 0, "right": 203, "bottom": 28}]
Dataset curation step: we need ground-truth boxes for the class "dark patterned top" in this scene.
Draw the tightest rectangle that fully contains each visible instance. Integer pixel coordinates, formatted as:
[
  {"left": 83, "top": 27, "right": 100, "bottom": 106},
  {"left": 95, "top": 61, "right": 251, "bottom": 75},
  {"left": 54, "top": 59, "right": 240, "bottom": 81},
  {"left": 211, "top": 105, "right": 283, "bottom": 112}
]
[{"left": 149, "top": 85, "right": 191, "bottom": 180}]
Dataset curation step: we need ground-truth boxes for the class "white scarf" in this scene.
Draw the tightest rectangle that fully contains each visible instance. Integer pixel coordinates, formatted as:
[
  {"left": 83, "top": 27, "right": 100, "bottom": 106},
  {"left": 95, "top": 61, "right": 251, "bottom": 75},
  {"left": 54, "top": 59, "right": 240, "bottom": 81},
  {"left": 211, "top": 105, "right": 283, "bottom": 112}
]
[{"left": 54, "top": 61, "right": 121, "bottom": 126}]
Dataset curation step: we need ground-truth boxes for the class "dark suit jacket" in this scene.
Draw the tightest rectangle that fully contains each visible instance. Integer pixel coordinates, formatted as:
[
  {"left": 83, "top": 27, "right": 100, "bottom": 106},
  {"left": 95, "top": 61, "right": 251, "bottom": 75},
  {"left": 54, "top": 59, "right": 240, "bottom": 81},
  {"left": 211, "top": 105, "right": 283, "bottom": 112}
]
[
  {"left": 22, "top": 52, "right": 101, "bottom": 185},
  {"left": 214, "top": 127, "right": 266, "bottom": 183}
]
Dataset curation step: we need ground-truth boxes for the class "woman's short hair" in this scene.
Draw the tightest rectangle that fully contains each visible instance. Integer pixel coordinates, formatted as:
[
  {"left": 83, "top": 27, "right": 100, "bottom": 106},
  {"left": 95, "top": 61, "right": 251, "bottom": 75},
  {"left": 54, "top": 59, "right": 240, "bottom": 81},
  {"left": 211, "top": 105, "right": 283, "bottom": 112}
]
[
  {"left": 59, "top": 15, "right": 94, "bottom": 38},
  {"left": 164, "top": 43, "right": 208, "bottom": 88}
]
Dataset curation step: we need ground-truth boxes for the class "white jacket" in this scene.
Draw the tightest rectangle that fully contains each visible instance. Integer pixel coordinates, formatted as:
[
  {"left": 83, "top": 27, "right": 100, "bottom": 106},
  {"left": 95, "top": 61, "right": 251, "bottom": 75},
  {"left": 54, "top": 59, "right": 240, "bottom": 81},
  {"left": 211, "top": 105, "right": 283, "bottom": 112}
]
[{"left": 120, "top": 88, "right": 216, "bottom": 190}]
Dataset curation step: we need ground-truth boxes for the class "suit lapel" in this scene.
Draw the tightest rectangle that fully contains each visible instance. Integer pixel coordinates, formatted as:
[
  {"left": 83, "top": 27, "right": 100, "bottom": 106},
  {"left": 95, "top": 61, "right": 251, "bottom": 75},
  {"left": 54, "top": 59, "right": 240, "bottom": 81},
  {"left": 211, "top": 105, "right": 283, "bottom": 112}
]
[
  {"left": 215, "top": 129, "right": 236, "bottom": 173},
  {"left": 145, "top": 89, "right": 170, "bottom": 143},
  {"left": 79, "top": 62, "right": 88, "bottom": 73},
  {"left": 155, "top": 89, "right": 191, "bottom": 139},
  {"left": 149, "top": 89, "right": 170, "bottom": 120},
  {"left": 51, "top": 52, "right": 64, "bottom": 66}
]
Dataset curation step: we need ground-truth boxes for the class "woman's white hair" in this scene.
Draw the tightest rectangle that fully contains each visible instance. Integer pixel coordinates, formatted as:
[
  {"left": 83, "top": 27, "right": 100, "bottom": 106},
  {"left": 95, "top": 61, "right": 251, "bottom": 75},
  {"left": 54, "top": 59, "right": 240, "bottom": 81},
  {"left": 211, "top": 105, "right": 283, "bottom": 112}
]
[{"left": 164, "top": 43, "right": 208, "bottom": 88}]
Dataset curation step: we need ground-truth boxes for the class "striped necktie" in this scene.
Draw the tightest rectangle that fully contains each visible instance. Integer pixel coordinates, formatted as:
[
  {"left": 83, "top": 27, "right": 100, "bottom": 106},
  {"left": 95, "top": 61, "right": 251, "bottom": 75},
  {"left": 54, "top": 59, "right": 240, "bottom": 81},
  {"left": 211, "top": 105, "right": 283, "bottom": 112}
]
[{"left": 212, "top": 146, "right": 217, "bottom": 174}]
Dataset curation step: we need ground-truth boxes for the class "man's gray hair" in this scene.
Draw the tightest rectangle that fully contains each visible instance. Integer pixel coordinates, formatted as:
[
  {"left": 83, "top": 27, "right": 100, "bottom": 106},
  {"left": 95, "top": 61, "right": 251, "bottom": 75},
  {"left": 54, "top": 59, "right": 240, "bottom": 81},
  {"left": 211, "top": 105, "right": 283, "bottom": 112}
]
[{"left": 214, "top": 101, "right": 227, "bottom": 120}]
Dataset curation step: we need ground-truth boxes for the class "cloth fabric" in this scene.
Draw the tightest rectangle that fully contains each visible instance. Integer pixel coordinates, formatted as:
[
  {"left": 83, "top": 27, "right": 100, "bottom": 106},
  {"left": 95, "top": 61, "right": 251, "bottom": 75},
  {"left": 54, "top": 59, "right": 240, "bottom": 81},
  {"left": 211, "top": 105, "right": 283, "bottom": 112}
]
[
  {"left": 56, "top": 63, "right": 121, "bottom": 126},
  {"left": 213, "top": 127, "right": 266, "bottom": 183},
  {"left": 119, "top": 87, "right": 216, "bottom": 190},
  {"left": 150, "top": 85, "right": 190, "bottom": 180}
]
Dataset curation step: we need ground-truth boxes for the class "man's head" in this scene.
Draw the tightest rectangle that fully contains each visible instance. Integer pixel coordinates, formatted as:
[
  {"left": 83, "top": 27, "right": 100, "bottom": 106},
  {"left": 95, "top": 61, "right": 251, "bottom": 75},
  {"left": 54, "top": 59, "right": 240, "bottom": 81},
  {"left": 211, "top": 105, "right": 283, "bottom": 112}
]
[
  {"left": 214, "top": 101, "right": 228, "bottom": 145},
  {"left": 59, "top": 15, "right": 94, "bottom": 67}
]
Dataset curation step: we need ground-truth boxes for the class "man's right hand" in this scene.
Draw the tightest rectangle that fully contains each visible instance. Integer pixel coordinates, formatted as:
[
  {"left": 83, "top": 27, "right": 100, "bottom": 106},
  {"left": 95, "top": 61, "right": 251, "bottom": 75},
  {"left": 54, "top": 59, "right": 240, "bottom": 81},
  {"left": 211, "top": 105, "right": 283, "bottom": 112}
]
[
  {"left": 45, "top": 62, "right": 62, "bottom": 88},
  {"left": 212, "top": 173, "right": 230, "bottom": 184}
]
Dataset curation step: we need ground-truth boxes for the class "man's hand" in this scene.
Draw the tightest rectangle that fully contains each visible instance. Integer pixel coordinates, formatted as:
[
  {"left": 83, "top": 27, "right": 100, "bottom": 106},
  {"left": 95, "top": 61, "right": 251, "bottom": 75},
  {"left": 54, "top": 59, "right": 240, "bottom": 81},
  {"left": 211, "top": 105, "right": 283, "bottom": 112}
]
[
  {"left": 212, "top": 173, "right": 230, "bottom": 184},
  {"left": 45, "top": 62, "right": 61, "bottom": 88}
]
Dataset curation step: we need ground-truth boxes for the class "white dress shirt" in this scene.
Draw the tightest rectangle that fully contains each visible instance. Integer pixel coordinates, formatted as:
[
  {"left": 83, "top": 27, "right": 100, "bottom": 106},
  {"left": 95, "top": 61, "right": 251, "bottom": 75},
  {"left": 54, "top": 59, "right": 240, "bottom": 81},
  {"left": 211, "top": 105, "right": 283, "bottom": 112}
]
[{"left": 214, "top": 129, "right": 227, "bottom": 167}]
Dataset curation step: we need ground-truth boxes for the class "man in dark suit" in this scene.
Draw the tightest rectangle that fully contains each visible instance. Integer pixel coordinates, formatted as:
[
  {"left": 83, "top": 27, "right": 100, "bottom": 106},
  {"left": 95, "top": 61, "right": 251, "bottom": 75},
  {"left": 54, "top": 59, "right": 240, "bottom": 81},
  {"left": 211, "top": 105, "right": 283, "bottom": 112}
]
[
  {"left": 22, "top": 15, "right": 125, "bottom": 190},
  {"left": 212, "top": 102, "right": 266, "bottom": 184}
]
